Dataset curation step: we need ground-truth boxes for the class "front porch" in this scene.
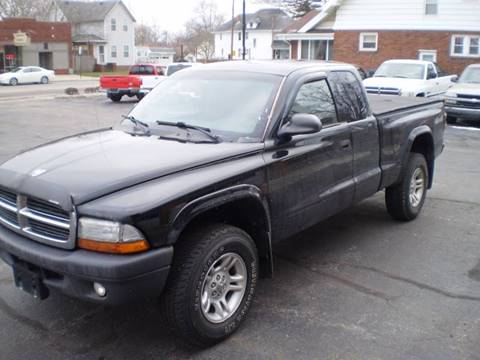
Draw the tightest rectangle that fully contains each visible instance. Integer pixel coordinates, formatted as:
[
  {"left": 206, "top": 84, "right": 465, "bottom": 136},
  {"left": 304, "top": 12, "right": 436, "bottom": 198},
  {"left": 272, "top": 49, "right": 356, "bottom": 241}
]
[{"left": 276, "top": 33, "right": 335, "bottom": 61}]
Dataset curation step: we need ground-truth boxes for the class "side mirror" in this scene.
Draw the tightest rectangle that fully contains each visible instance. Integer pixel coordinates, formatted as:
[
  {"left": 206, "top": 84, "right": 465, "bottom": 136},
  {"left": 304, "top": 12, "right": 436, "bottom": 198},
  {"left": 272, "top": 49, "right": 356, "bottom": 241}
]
[
  {"left": 278, "top": 113, "right": 322, "bottom": 143},
  {"left": 366, "top": 70, "right": 376, "bottom": 78},
  {"left": 451, "top": 75, "right": 458, "bottom": 83},
  {"left": 427, "top": 72, "right": 437, "bottom": 80}
]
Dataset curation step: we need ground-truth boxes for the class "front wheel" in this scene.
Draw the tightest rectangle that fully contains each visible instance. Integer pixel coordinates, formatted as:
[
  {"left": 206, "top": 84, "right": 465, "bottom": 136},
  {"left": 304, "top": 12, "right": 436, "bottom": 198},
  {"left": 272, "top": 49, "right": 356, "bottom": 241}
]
[
  {"left": 40, "top": 76, "right": 49, "bottom": 84},
  {"left": 9, "top": 78, "right": 18, "bottom": 86},
  {"left": 385, "top": 153, "right": 428, "bottom": 221},
  {"left": 160, "top": 224, "right": 258, "bottom": 347}
]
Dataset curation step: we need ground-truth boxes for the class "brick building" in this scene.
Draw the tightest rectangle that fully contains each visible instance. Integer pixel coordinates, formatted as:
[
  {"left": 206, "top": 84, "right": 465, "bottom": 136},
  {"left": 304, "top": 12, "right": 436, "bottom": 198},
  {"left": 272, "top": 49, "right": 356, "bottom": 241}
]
[
  {"left": 0, "top": 18, "right": 72, "bottom": 74},
  {"left": 277, "top": 0, "right": 480, "bottom": 75}
]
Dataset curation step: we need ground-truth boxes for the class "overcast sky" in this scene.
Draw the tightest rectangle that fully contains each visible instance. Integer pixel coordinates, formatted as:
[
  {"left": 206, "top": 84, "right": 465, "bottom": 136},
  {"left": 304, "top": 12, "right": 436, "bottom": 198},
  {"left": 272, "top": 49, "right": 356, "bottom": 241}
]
[{"left": 123, "top": 0, "right": 279, "bottom": 33}]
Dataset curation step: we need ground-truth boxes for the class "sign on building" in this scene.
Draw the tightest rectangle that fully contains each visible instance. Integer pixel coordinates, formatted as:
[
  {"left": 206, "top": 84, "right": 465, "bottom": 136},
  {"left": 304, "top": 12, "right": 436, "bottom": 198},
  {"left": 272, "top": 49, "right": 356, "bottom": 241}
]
[{"left": 13, "top": 32, "right": 31, "bottom": 46}]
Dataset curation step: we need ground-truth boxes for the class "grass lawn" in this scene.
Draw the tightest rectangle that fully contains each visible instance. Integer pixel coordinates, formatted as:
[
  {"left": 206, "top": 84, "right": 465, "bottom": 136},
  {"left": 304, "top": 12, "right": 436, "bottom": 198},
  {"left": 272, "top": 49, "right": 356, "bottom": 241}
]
[{"left": 77, "top": 70, "right": 129, "bottom": 78}]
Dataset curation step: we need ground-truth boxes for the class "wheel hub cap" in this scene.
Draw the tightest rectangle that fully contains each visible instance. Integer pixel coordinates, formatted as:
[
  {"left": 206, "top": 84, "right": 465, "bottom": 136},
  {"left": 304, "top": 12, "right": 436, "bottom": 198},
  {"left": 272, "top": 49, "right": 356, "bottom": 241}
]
[
  {"left": 409, "top": 168, "right": 425, "bottom": 208},
  {"left": 201, "top": 253, "right": 247, "bottom": 324}
]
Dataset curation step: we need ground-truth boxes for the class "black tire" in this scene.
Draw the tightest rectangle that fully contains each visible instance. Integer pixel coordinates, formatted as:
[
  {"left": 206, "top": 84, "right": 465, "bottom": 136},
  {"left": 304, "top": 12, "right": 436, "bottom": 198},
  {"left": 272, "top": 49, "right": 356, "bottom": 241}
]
[
  {"left": 385, "top": 153, "right": 429, "bottom": 221},
  {"left": 40, "top": 76, "right": 49, "bottom": 84},
  {"left": 136, "top": 93, "right": 145, "bottom": 101},
  {"left": 160, "top": 223, "right": 258, "bottom": 347},
  {"left": 9, "top": 78, "right": 18, "bottom": 86},
  {"left": 108, "top": 94, "right": 122, "bottom": 102},
  {"left": 446, "top": 116, "right": 457, "bottom": 125}
]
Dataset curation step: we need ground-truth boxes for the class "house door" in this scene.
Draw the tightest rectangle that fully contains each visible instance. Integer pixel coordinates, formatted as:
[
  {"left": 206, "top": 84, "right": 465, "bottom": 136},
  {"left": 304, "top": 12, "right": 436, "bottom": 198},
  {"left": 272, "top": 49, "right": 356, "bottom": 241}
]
[
  {"left": 39, "top": 52, "right": 53, "bottom": 69},
  {"left": 99, "top": 46, "right": 105, "bottom": 64}
]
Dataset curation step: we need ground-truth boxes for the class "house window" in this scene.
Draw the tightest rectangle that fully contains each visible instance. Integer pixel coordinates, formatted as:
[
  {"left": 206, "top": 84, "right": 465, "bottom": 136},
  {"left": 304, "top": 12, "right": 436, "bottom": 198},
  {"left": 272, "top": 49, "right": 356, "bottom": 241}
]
[
  {"left": 246, "top": 32, "right": 249, "bottom": 40},
  {"left": 359, "top": 33, "right": 378, "bottom": 52},
  {"left": 220, "top": 33, "right": 223, "bottom": 40},
  {"left": 111, "top": 45, "right": 117, "bottom": 58},
  {"left": 238, "top": 32, "right": 241, "bottom": 41},
  {"left": 451, "top": 35, "right": 480, "bottom": 57},
  {"left": 221, "top": 48, "right": 224, "bottom": 57},
  {"left": 99, "top": 45, "right": 105, "bottom": 63},
  {"left": 300, "top": 40, "right": 333, "bottom": 61},
  {"left": 419, "top": 50, "right": 437, "bottom": 62},
  {"left": 253, "top": 38, "right": 257, "bottom": 48},
  {"left": 425, "top": 0, "right": 438, "bottom": 15},
  {"left": 111, "top": 18, "right": 116, "bottom": 31},
  {"left": 123, "top": 22, "right": 128, "bottom": 32},
  {"left": 124, "top": 45, "right": 129, "bottom": 58}
]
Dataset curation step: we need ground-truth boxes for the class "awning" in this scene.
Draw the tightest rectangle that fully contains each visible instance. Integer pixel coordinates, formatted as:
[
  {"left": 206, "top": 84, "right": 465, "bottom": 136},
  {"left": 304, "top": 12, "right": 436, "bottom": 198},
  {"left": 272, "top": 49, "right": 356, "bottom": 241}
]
[
  {"left": 275, "top": 33, "right": 335, "bottom": 41},
  {"left": 72, "top": 34, "right": 107, "bottom": 44},
  {"left": 272, "top": 40, "right": 290, "bottom": 50}
]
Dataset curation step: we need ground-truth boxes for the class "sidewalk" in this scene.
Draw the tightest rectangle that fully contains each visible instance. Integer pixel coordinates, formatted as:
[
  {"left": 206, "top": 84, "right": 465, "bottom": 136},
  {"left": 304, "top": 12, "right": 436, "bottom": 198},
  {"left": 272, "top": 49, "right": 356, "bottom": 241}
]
[{"left": 54, "top": 74, "right": 98, "bottom": 82}]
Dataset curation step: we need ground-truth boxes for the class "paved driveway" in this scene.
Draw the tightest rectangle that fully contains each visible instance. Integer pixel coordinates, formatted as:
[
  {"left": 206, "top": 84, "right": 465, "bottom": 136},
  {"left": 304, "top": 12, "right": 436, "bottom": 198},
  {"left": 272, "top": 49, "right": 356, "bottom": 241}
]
[{"left": 0, "top": 97, "right": 480, "bottom": 360}]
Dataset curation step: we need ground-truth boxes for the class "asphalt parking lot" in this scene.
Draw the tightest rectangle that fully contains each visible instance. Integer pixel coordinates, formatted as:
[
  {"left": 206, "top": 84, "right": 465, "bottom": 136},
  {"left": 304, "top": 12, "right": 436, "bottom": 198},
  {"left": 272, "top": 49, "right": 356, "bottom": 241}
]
[{"left": 0, "top": 95, "right": 480, "bottom": 360}]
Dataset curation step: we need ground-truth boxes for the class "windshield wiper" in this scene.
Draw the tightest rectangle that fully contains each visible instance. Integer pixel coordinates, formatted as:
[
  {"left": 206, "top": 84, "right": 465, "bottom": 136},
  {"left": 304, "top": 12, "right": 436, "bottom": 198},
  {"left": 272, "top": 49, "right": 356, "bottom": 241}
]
[
  {"left": 122, "top": 115, "right": 150, "bottom": 135},
  {"left": 155, "top": 121, "right": 221, "bottom": 143}
]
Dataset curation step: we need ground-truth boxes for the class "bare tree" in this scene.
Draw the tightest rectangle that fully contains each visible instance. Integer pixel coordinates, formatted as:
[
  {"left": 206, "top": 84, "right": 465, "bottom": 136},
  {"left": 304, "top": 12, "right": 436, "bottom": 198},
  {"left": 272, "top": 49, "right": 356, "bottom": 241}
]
[
  {"left": 181, "top": 1, "right": 225, "bottom": 61},
  {"left": 135, "top": 23, "right": 163, "bottom": 46},
  {"left": 0, "top": 0, "right": 51, "bottom": 19}
]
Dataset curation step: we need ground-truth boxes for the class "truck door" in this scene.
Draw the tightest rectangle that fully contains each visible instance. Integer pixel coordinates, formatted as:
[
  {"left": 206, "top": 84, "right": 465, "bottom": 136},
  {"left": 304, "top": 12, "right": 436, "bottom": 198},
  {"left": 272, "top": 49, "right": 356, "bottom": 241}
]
[
  {"left": 328, "top": 71, "right": 381, "bottom": 202},
  {"left": 266, "top": 77, "right": 354, "bottom": 241}
]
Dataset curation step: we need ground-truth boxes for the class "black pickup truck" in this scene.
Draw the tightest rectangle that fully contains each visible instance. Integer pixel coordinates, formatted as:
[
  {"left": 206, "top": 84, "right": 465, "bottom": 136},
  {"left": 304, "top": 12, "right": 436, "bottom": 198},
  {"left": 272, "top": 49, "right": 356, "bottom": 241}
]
[{"left": 0, "top": 61, "right": 445, "bottom": 346}]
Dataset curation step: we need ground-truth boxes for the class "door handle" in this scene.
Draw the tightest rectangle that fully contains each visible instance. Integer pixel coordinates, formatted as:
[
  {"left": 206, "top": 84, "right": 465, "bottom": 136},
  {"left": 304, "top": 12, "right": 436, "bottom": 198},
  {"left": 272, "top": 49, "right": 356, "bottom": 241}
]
[{"left": 340, "top": 140, "right": 351, "bottom": 149}]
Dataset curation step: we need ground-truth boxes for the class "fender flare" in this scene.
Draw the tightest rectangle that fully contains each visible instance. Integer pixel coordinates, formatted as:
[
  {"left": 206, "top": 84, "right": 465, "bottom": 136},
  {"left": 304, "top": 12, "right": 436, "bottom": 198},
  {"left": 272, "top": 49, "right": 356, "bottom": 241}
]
[
  {"left": 403, "top": 126, "right": 435, "bottom": 187},
  {"left": 166, "top": 184, "right": 273, "bottom": 276}
]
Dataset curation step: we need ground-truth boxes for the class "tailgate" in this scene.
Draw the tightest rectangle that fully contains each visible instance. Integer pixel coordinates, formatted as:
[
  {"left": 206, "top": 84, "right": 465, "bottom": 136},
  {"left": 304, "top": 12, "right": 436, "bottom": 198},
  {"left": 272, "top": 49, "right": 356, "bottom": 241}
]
[{"left": 100, "top": 76, "right": 141, "bottom": 89}]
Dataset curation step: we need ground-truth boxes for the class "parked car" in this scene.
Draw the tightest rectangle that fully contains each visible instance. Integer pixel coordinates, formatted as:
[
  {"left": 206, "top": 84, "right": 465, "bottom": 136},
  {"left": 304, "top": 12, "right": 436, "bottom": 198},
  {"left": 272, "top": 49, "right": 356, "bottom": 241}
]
[
  {"left": 99, "top": 64, "right": 166, "bottom": 102},
  {"left": 444, "top": 64, "right": 480, "bottom": 124},
  {"left": 0, "top": 66, "right": 55, "bottom": 86},
  {"left": 0, "top": 61, "right": 445, "bottom": 346},
  {"left": 363, "top": 60, "right": 457, "bottom": 97}
]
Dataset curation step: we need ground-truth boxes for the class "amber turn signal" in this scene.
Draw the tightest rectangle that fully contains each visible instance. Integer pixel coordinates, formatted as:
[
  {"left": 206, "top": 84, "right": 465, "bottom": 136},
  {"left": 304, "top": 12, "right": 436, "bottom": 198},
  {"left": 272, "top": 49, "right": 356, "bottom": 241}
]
[{"left": 78, "top": 238, "right": 150, "bottom": 254}]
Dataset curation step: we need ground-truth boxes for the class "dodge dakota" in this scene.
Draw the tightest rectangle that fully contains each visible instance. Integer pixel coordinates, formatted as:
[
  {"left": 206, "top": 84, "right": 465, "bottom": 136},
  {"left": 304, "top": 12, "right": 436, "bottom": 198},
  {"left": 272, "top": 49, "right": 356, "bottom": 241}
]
[
  {"left": 364, "top": 59, "right": 457, "bottom": 97},
  {"left": 0, "top": 61, "right": 445, "bottom": 346}
]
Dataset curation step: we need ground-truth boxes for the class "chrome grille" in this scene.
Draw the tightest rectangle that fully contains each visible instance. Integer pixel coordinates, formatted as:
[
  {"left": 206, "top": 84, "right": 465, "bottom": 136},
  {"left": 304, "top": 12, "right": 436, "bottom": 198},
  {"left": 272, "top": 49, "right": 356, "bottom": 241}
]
[
  {"left": 0, "top": 190, "right": 76, "bottom": 249},
  {"left": 366, "top": 86, "right": 401, "bottom": 96}
]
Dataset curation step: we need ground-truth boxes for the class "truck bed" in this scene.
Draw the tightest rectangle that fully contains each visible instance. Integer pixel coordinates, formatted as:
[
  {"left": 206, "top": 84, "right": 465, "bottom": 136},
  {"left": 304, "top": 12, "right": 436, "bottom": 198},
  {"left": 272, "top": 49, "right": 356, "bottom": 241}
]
[{"left": 368, "top": 95, "right": 444, "bottom": 116}]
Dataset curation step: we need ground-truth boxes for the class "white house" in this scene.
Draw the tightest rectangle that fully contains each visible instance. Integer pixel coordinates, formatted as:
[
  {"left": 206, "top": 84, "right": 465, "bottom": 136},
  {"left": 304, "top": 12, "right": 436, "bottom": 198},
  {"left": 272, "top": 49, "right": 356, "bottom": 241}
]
[
  {"left": 135, "top": 46, "right": 175, "bottom": 65},
  {"left": 214, "top": 8, "right": 292, "bottom": 60},
  {"left": 47, "top": 0, "right": 136, "bottom": 67}
]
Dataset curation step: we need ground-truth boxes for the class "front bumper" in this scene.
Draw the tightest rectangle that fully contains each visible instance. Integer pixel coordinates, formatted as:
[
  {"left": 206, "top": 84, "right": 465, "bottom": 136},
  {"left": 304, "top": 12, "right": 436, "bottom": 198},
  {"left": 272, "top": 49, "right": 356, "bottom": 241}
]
[
  {"left": 0, "top": 224, "right": 173, "bottom": 305},
  {"left": 445, "top": 105, "right": 480, "bottom": 121}
]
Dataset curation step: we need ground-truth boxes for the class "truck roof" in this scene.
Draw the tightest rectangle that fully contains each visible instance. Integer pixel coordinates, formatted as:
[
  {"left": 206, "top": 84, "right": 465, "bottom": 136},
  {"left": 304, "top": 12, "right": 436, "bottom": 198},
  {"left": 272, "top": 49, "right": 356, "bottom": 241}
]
[{"left": 198, "top": 60, "right": 356, "bottom": 76}]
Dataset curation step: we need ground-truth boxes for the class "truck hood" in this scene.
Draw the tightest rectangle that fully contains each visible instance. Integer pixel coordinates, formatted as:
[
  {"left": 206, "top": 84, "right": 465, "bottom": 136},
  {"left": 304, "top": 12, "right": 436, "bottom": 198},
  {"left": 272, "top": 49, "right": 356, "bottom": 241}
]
[
  {"left": 0, "top": 129, "right": 263, "bottom": 209},
  {"left": 363, "top": 77, "right": 426, "bottom": 91},
  {"left": 447, "top": 83, "right": 480, "bottom": 96}
]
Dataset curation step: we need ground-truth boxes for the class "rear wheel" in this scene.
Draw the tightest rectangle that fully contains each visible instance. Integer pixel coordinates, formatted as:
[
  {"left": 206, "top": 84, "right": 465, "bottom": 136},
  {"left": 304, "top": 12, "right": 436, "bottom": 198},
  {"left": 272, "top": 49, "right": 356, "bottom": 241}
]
[
  {"left": 136, "top": 93, "right": 145, "bottom": 101},
  {"left": 108, "top": 94, "right": 122, "bottom": 102},
  {"left": 385, "top": 153, "right": 428, "bottom": 221},
  {"left": 40, "top": 76, "right": 49, "bottom": 84},
  {"left": 160, "top": 223, "right": 258, "bottom": 347},
  {"left": 446, "top": 116, "right": 457, "bottom": 125},
  {"left": 9, "top": 78, "right": 18, "bottom": 86}
]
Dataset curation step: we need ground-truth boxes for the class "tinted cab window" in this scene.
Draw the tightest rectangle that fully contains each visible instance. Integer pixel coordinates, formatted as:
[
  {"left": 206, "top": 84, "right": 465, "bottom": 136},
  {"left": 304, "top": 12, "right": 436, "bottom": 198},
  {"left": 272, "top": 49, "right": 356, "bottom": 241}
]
[
  {"left": 289, "top": 79, "right": 337, "bottom": 126},
  {"left": 130, "top": 65, "right": 154, "bottom": 75},
  {"left": 328, "top": 71, "right": 369, "bottom": 122}
]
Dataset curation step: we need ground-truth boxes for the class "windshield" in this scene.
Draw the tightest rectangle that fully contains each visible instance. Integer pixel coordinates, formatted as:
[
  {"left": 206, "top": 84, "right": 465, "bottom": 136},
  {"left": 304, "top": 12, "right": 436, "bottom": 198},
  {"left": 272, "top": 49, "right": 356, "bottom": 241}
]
[
  {"left": 166, "top": 64, "right": 192, "bottom": 76},
  {"left": 459, "top": 67, "right": 480, "bottom": 84},
  {"left": 10, "top": 67, "right": 23, "bottom": 73},
  {"left": 127, "top": 70, "right": 281, "bottom": 142},
  {"left": 374, "top": 63, "right": 425, "bottom": 80}
]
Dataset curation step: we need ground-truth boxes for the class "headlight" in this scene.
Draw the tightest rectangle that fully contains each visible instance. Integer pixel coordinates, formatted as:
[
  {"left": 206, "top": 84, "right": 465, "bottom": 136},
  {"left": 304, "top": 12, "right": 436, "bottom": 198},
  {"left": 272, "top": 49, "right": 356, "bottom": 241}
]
[
  {"left": 445, "top": 92, "right": 457, "bottom": 104},
  {"left": 78, "top": 218, "right": 149, "bottom": 254},
  {"left": 401, "top": 90, "right": 416, "bottom": 97}
]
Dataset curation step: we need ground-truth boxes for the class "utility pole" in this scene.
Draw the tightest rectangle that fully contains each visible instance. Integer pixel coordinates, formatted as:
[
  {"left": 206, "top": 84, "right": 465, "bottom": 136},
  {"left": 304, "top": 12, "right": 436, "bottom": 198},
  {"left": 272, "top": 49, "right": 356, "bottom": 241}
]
[
  {"left": 230, "top": 0, "right": 235, "bottom": 59},
  {"left": 242, "top": 0, "right": 246, "bottom": 60}
]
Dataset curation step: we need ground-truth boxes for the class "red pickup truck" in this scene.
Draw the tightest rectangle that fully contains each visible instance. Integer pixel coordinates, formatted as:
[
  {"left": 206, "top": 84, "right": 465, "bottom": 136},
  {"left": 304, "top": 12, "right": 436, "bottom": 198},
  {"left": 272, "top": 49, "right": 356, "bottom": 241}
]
[{"left": 99, "top": 64, "right": 166, "bottom": 102}]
